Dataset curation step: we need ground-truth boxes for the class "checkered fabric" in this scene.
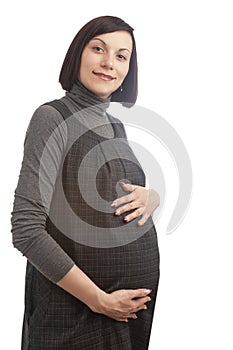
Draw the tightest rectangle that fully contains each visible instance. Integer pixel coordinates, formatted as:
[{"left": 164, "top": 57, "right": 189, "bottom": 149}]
[{"left": 21, "top": 99, "right": 160, "bottom": 349}]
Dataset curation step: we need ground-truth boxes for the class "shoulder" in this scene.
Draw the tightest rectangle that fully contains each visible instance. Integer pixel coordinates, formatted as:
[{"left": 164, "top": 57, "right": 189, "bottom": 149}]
[
  {"left": 26, "top": 101, "right": 66, "bottom": 136},
  {"left": 30, "top": 102, "right": 64, "bottom": 127},
  {"left": 23, "top": 100, "right": 68, "bottom": 150}
]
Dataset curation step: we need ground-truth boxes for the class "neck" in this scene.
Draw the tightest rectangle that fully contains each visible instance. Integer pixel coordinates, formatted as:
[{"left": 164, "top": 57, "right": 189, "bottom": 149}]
[{"left": 65, "top": 80, "right": 111, "bottom": 117}]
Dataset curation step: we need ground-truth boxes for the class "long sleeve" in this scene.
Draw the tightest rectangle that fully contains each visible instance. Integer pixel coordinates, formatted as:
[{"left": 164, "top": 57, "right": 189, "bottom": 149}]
[{"left": 11, "top": 104, "right": 75, "bottom": 283}]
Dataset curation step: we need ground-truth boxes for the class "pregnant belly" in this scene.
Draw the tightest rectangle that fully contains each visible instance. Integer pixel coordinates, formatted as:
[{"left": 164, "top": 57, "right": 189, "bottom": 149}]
[
  {"left": 28, "top": 225, "right": 160, "bottom": 335},
  {"left": 74, "top": 226, "right": 160, "bottom": 292}
]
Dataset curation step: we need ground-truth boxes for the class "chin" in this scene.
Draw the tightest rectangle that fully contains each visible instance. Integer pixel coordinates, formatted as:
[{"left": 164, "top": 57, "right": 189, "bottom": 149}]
[{"left": 89, "top": 81, "right": 116, "bottom": 98}]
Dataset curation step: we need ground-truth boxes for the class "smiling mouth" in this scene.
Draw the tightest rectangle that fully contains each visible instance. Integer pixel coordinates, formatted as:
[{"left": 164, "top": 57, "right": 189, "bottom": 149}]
[{"left": 93, "top": 72, "right": 116, "bottom": 81}]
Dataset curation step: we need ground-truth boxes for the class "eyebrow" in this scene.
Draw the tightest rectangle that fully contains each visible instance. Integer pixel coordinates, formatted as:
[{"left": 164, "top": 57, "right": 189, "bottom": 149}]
[{"left": 90, "top": 37, "right": 131, "bottom": 54}]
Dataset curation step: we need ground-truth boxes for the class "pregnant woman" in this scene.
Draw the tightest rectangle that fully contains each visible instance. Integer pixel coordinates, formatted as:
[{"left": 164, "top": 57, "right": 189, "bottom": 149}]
[{"left": 11, "top": 15, "right": 160, "bottom": 350}]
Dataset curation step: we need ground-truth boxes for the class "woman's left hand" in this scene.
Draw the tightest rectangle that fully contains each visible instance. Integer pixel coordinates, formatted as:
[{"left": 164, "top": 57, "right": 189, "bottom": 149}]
[{"left": 111, "top": 182, "right": 160, "bottom": 226}]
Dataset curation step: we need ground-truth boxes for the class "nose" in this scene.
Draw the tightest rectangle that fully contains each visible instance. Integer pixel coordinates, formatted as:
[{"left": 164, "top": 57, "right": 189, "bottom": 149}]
[{"left": 100, "top": 54, "right": 114, "bottom": 70}]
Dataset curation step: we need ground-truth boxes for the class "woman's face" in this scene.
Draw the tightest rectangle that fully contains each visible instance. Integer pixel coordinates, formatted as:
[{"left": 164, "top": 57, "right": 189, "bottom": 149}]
[{"left": 78, "top": 30, "right": 133, "bottom": 99}]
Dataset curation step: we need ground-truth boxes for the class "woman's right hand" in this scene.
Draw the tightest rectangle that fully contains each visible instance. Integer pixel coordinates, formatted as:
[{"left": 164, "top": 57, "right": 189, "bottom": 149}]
[{"left": 89, "top": 288, "right": 152, "bottom": 322}]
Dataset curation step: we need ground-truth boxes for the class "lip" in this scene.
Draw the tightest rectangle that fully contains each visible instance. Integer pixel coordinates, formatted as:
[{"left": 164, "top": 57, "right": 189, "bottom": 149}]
[{"left": 93, "top": 71, "right": 116, "bottom": 81}]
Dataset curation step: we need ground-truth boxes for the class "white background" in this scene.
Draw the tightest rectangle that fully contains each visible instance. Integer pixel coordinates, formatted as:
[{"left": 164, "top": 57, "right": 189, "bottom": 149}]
[{"left": 1, "top": 0, "right": 233, "bottom": 349}]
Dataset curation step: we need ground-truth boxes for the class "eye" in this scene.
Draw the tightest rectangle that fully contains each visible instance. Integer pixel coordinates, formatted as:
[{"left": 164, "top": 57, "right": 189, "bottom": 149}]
[
  {"left": 92, "top": 46, "right": 104, "bottom": 53},
  {"left": 117, "top": 54, "right": 127, "bottom": 61}
]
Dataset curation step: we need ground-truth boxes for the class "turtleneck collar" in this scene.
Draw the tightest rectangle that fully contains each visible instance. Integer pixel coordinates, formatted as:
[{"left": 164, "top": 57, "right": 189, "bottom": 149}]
[{"left": 65, "top": 79, "right": 111, "bottom": 117}]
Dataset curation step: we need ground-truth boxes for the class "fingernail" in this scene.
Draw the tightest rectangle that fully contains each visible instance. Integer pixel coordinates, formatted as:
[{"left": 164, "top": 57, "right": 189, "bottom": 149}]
[
  {"left": 144, "top": 289, "right": 152, "bottom": 294},
  {"left": 111, "top": 202, "right": 115, "bottom": 207}
]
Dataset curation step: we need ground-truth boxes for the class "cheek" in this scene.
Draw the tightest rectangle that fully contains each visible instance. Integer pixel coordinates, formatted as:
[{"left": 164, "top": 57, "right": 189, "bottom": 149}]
[
  {"left": 119, "top": 63, "right": 130, "bottom": 80},
  {"left": 80, "top": 51, "right": 97, "bottom": 73}
]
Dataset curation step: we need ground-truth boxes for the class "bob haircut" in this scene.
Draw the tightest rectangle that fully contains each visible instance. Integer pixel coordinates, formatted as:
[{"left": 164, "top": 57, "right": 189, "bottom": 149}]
[{"left": 59, "top": 16, "right": 138, "bottom": 107}]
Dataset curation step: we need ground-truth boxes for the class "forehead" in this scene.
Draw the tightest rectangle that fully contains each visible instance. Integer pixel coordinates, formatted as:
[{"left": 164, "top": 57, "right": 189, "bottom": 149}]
[{"left": 90, "top": 31, "right": 133, "bottom": 51}]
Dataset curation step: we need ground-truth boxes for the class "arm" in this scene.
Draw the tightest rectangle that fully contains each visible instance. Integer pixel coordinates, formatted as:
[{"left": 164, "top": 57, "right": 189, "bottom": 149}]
[
  {"left": 11, "top": 105, "right": 152, "bottom": 321},
  {"left": 57, "top": 264, "right": 152, "bottom": 322},
  {"left": 56, "top": 264, "right": 106, "bottom": 311},
  {"left": 11, "top": 104, "right": 75, "bottom": 283}
]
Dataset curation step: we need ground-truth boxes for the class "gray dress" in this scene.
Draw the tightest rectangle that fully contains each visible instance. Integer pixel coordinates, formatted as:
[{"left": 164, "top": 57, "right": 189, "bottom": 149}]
[{"left": 11, "top": 80, "right": 160, "bottom": 349}]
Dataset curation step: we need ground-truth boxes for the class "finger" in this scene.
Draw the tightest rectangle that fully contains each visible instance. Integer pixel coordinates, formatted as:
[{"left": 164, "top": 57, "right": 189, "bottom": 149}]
[
  {"left": 139, "top": 305, "right": 148, "bottom": 311},
  {"left": 111, "top": 193, "right": 134, "bottom": 208},
  {"left": 123, "top": 208, "right": 143, "bottom": 223},
  {"left": 128, "top": 305, "right": 147, "bottom": 315},
  {"left": 114, "top": 201, "right": 139, "bottom": 216},
  {"left": 125, "top": 313, "right": 138, "bottom": 320},
  {"left": 117, "top": 315, "right": 138, "bottom": 322},
  {"left": 115, "top": 315, "right": 130, "bottom": 322},
  {"left": 137, "top": 213, "right": 150, "bottom": 226},
  {"left": 115, "top": 317, "right": 129, "bottom": 322},
  {"left": 128, "top": 288, "right": 152, "bottom": 299},
  {"left": 132, "top": 296, "right": 152, "bottom": 309},
  {"left": 119, "top": 182, "right": 138, "bottom": 192}
]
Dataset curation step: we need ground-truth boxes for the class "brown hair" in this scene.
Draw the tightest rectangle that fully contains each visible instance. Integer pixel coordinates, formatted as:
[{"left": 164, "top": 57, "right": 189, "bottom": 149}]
[{"left": 59, "top": 16, "right": 138, "bottom": 107}]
